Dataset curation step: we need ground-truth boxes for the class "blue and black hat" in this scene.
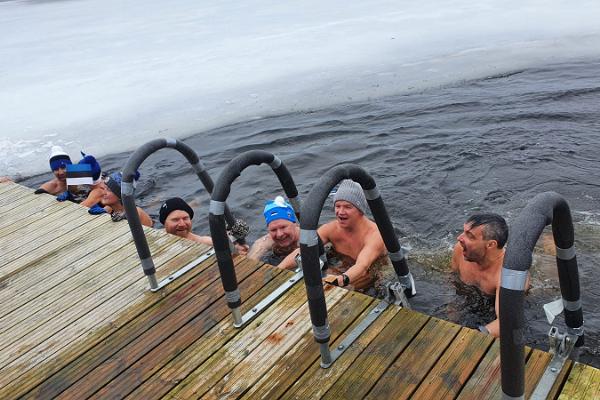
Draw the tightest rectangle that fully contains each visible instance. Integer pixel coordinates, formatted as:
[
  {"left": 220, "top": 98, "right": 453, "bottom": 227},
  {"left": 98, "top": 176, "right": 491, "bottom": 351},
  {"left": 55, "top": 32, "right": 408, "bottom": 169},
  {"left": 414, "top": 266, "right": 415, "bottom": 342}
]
[
  {"left": 78, "top": 152, "right": 102, "bottom": 183},
  {"left": 263, "top": 196, "right": 297, "bottom": 226},
  {"left": 49, "top": 146, "right": 72, "bottom": 171}
]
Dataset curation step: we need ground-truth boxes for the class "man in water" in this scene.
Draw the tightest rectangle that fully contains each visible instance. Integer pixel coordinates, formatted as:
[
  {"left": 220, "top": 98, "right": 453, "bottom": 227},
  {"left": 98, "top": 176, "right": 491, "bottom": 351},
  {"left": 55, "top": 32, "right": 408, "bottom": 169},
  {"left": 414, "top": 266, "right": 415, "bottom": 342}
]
[
  {"left": 451, "top": 213, "right": 512, "bottom": 337},
  {"left": 248, "top": 196, "right": 300, "bottom": 266},
  {"left": 286, "top": 179, "right": 386, "bottom": 291},
  {"left": 160, "top": 197, "right": 249, "bottom": 254},
  {"left": 35, "top": 146, "right": 72, "bottom": 195}
]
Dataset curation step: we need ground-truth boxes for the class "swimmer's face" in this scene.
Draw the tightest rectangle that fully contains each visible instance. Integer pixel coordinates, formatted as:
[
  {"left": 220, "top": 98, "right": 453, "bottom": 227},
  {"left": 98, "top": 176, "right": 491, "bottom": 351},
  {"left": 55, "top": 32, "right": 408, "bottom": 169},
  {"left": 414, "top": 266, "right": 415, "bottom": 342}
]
[
  {"left": 457, "top": 223, "right": 494, "bottom": 263},
  {"left": 53, "top": 167, "right": 67, "bottom": 181},
  {"left": 267, "top": 219, "right": 298, "bottom": 248},
  {"left": 334, "top": 200, "right": 362, "bottom": 227},
  {"left": 164, "top": 210, "right": 192, "bottom": 239},
  {"left": 101, "top": 187, "right": 120, "bottom": 207}
]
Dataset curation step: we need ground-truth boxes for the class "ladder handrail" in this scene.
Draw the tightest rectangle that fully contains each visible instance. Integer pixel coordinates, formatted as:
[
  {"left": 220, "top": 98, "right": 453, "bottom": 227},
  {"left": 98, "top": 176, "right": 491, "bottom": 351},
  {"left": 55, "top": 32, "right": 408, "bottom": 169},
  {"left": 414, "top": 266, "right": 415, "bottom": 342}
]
[
  {"left": 298, "top": 163, "right": 415, "bottom": 367},
  {"left": 499, "top": 191, "right": 584, "bottom": 399},
  {"left": 208, "top": 149, "right": 300, "bottom": 327},
  {"left": 121, "top": 138, "right": 239, "bottom": 290}
]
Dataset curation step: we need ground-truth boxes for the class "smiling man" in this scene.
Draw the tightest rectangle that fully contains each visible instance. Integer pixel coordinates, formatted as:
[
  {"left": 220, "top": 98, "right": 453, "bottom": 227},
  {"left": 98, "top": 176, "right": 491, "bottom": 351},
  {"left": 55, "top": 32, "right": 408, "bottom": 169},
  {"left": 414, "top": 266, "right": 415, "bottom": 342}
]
[
  {"left": 315, "top": 179, "right": 386, "bottom": 291},
  {"left": 35, "top": 146, "right": 72, "bottom": 195},
  {"left": 248, "top": 196, "right": 300, "bottom": 266},
  {"left": 159, "top": 197, "right": 213, "bottom": 246},
  {"left": 451, "top": 213, "right": 509, "bottom": 337}
]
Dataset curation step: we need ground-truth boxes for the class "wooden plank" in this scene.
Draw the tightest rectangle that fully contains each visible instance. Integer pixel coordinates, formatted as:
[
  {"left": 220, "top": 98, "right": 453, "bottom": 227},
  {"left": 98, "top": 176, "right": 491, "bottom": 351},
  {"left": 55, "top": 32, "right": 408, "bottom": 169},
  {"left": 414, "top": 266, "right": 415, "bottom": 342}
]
[
  {"left": 323, "top": 308, "right": 430, "bottom": 400},
  {"left": 240, "top": 290, "right": 374, "bottom": 400},
  {"left": 0, "top": 232, "right": 196, "bottom": 351},
  {"left": 558, "top": 362, "right": 600, "bottom": 399},
  {"left": 410, "top": 327, "right": 494, "bottom": 399},
  {"left": 0, "top": 209, "right": 109, "bottom": 277},
  {"left": 547, "top": 360, "right": 573, "bottom": 400},
  {"left": 0, "top": 237, "right": 203, "bottom": 386},
  {"left": 0, "top": 222, "right": 133, "bottom": 324},
  {"left": 120, "top": 264, "right": 295, "bottom": 400},
  {"left": 84, "top": 262, "right": 290, "bottom": 400},
  {"left": 457, "top": 342, "right": 536, "bottom": 399},
  {"left": 0, "top": 187, "right": 46, "bottom": 213},
  {"left": 365, "top": 318, "right": 462, "bottom": 399},
  {"left": 0, "top": 198, "right": 67, "bottom": 233},
  {"left": 0, "top": 202, "right": 76, "bottom": 245},
  {"left": 8, "top": 251, "right": 224, "bottom": 400},
  {"left": 280, "top": 303, "right": 400, "bottom": 400},
  {"left": 525, "top": 348, "right": 553, "bottom": 398},
  {"left": 203, "top": 288, "right": 378, "bottom": 400},
  {"left": 162, "top": 280, "right": 325, "bottom": 400}
]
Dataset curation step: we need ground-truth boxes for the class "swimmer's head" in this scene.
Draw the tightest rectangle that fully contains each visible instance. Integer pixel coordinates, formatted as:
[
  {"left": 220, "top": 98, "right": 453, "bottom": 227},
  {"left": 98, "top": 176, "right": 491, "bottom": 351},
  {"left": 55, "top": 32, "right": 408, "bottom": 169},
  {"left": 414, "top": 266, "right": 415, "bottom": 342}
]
[
  {"left": 49, "top": 146, "right": 72, "bottom": 172},
  {"left": 333, "top": 179, "right": 368, "bottom": 214},
  {"left": 263, "top": 196, "right": 296, "bottom": 226}
]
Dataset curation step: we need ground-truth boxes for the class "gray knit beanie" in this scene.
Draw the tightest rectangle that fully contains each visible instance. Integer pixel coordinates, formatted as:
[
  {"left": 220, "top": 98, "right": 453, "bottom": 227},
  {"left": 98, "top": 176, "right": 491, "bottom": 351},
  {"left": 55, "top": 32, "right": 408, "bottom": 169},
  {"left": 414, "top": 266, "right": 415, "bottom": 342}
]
[{"left": 333, "top": 179, "right": 368, "bottom": 214}]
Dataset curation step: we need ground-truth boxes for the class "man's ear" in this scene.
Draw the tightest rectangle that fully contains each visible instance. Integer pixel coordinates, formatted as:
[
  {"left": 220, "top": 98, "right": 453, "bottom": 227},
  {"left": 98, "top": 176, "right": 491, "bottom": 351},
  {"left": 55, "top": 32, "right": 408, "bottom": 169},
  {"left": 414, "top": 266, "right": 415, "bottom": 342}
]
[{"left": 487, "top": 240, "right": 498, "bottom": 249}]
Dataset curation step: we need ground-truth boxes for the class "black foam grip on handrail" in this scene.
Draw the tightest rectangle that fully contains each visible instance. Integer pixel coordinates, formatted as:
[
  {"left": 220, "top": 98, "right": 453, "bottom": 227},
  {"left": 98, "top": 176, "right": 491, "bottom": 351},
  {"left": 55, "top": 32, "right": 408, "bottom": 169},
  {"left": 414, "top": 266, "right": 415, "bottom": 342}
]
[
  {"left": 209, "top": 150, "right": 299, "bottom": 310},
  {"left": 499, "top": 191, "right": 583, "bottom": 398}
]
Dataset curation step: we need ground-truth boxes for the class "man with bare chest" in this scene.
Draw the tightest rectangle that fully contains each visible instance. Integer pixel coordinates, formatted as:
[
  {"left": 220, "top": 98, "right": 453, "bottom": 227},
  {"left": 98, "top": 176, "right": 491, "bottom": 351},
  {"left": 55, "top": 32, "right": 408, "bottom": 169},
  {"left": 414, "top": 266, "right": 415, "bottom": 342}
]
[
  {"left": 451, "top": 213, "right": 509, "bottom": 337},
  {"left": 318, "top": 179, "right": 386, "bottom": 290}
]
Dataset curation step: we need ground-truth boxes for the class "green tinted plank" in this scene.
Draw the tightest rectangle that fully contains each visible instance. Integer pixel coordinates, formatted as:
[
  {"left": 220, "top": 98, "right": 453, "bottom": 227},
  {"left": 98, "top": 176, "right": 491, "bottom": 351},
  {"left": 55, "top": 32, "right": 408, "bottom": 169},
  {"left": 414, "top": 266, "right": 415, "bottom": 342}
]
[
  {"left": 411, "top": 327, "right": 493, "bottom": 399},
  {"left": 240, "top": 290, "right": 374, "bottom": 400},
  {"left": 163, "top": 281, "right": 332, "bottom": 400},
  {"left": 558, "top": 362, "right": 600, "bottom": 399},
  {"left": 124, "top": 264, "right": 292, "bottom": 400},
  {"left": 323, "top": 308, "right": 429, "bottom": 400},
  {"left": 281, "top": 304, "right": 400, "bottom": 400},
  {"left": 365, "top": 318, "right": 462, "bottom": 399}
]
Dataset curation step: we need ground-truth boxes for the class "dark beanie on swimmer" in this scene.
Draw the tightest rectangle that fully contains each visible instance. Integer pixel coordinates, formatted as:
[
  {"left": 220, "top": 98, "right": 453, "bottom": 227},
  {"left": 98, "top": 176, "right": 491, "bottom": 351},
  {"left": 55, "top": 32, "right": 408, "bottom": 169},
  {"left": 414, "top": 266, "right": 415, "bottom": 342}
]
[{"left": 159, "top": 197, "right": 194, "bottom": 224}]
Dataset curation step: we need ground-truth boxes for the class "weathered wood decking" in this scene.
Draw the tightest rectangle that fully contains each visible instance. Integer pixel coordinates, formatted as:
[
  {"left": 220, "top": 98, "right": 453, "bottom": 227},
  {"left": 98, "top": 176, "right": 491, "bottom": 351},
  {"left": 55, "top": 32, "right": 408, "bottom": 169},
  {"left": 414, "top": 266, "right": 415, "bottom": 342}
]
[{"left": 0, "top": 181, "right": 597, "bottom": 399}]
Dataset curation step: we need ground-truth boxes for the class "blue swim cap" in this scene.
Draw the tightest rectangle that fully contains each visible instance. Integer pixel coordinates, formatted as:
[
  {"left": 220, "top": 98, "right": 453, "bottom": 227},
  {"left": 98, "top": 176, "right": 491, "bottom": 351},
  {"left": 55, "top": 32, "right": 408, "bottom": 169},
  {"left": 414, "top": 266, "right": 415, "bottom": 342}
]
[
  {"left": 49, "top": 145, "right": 72, "bottom": 171},
  {"left": 263, "top": 196, "right": 297, "bottom": 226}
]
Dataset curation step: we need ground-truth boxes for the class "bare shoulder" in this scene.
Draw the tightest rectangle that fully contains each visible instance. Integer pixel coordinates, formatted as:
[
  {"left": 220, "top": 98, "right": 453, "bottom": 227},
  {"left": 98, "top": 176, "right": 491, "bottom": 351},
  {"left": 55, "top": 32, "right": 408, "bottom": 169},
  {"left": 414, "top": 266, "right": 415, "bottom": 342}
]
[
  {"left": 451, "top": 242, "right": 462, "bottom": 271},
  {"left": 188, "top": 233, "right": 213, "bottom": 246},
  {"left": 317, "top": 221, "right": 336, "bottom": 241},
  {"left": 40, "top": 179, "right": 59, "bottom": 194}
]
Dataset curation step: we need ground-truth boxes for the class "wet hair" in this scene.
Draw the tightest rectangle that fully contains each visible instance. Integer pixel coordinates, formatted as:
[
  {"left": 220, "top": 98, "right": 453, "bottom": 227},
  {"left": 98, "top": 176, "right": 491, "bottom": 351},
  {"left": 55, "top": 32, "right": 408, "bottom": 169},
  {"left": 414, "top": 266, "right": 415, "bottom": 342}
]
[{"left": 466, "top": 213, "right": 508, "bottom": 248}]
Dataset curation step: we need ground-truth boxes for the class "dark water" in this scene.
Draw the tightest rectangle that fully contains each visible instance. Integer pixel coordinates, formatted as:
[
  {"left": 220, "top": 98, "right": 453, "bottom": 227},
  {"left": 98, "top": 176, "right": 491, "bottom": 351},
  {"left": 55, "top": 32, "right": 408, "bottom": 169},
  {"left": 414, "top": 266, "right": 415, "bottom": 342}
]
[{"left": 21, "top": 59, "right": 600, "bottom": 368}]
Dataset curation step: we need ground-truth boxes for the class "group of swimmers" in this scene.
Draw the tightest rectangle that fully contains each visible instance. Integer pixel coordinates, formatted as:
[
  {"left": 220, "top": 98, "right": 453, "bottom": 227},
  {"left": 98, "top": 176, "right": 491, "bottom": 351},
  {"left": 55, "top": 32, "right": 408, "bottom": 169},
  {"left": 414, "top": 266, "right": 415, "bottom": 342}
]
[{"left": 0, "top": 146, "right": 524, "bottom": 338}]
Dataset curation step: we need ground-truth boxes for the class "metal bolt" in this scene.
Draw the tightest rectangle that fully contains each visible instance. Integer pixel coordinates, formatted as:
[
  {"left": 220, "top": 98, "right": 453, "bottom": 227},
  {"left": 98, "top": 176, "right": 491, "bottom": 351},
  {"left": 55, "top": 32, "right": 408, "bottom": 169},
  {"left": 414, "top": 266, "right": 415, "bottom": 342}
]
[
  {"left": 551, "top": 367, "right": 558, "bottom": 373},
  {"left": 338, "top": 344, "right": 345, "bottom": 350},
  {"left": 252, "top": 308, "right": 257, "bottom": 312},
  {"left": 374, "top": 309, "right": 380, "bottom": 314}
]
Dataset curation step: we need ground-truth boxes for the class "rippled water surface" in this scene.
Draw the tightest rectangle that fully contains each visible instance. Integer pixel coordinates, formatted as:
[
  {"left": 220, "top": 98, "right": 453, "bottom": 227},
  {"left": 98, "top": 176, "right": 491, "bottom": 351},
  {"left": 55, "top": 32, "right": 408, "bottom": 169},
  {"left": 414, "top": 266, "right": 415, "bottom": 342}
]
[{"left": 22, "top": 59, "right": 600, "bottom": 367}]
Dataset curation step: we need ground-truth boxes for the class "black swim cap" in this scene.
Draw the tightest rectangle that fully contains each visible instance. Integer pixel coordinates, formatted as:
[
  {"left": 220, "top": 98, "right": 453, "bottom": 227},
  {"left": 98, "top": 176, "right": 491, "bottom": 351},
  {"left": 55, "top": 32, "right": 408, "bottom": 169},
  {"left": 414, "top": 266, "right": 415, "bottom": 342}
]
[{"left": 159, "top": 197, "right": 194, "bottom": 224}]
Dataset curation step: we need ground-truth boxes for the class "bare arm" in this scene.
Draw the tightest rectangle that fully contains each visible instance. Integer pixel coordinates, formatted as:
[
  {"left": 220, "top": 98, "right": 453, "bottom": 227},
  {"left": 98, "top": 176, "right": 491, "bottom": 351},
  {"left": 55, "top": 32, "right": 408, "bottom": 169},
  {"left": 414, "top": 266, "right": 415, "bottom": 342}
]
[
  {"left": 340, "top": 231, "right": 385, "bottom": 286},
  {"left": 247, "top": 234, "right": 273, "bottom": 261},
  {"left": 485, "top": 285, "right": 501, "bottom": 337},
  {"left": 137, "top": 207, "right": 153, "bottom": 227},
  {"left": 277, "top": 248, "right": 300, "bottom": 270},
  {"left": 80, "top": 187, "right": 104, "bottom": 208},
  {"left": 485, "top": 271, "right": 530, "bottom": 337}
]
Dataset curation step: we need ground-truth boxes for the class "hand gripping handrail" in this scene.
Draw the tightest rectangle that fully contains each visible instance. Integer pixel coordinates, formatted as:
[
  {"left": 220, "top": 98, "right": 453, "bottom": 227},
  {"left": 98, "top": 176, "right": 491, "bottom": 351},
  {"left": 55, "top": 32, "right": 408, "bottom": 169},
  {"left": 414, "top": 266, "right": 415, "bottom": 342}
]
[
  {"left": 499, "top": 192, "right": 584, "bottom": 400},
  {"left": 122, "top": 138, "right": 241, "bottom": 291},
  {"left": 299, "top": 164, "right": 415, "bottom": 368},
  {"left": 208, "top": 150, "right": 301, "bottom": 328}
]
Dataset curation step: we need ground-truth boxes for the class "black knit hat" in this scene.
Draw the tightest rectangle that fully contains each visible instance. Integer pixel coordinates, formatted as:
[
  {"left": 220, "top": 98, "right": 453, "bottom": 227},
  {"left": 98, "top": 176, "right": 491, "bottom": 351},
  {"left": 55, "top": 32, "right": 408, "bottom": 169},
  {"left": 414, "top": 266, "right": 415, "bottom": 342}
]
[{"left": 159, "top": 197, "right": 194, "bottom": 224}]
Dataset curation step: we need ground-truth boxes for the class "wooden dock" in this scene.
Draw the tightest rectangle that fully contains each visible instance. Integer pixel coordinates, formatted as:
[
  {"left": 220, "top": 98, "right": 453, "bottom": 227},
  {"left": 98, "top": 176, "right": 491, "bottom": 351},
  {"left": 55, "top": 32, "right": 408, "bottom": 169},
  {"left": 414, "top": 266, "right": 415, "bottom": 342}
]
[{"left": 0, "top": 181, "right": 598, "bottom": 399}]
